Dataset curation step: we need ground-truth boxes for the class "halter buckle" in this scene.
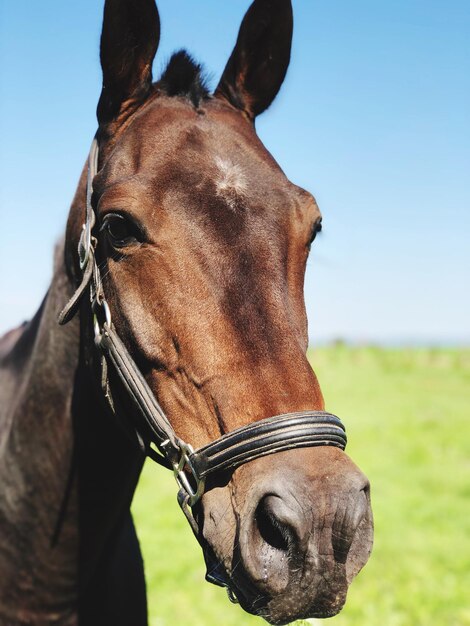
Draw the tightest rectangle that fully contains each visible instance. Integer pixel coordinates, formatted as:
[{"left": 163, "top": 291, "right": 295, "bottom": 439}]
[
  {"left": 93, "top": 297, "right": 112, "bottom": 344},
  {"left": 78, "top": 211, "right": 96, "bottom": 270},
  {"left": 168, "top": 441, "right": 205, "bottom": 507}
]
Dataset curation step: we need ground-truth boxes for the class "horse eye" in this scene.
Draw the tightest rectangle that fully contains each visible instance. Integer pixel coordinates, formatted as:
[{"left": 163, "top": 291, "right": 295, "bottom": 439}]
[
  {"left": 308, "top": 218, "right": 322, "bottom": 247},
  {"left": 101, "top": 213, "right": 140, "bottom": 248}
]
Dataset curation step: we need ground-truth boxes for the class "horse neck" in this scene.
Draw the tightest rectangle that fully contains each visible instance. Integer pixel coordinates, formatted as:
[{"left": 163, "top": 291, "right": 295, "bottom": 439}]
[
  {"left": 0, "top": 238, "right": 144, "bottom": 621},
  {"left": 0, "top": 240, "right": 80, "bottom": 620}
]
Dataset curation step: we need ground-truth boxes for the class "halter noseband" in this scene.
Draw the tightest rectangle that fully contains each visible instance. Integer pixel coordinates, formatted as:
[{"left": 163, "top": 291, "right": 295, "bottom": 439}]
[{"left": 59, "top": 137, "right": 347, "bottom": 534}]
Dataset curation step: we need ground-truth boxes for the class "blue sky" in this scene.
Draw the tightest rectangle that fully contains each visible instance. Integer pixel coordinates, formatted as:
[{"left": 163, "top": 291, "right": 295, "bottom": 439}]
[{"left": 0, "top": 0, "right": 469, "bottom": 344}]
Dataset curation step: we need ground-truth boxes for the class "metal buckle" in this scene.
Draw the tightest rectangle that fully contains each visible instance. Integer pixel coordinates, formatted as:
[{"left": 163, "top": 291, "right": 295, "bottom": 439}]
[
  {"left": 226, "top": 587, "right": 239, "bottom": 604},
  {"left": 170, "top": 441, "right": 205, "bottom": 507},
  {"left": 78, "top": 223, "right": 91, "bottom": 270},
  {"left": 78, "top": 212, "right": 96, "bottom": 271},
  {"left": 93, "top": 297, "right": 112, "bottom": 344}
]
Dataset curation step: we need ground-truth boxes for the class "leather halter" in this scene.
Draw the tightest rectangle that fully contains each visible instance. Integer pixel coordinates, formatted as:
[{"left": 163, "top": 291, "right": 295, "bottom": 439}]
[{"left": 59, "top": 136, "right": 347, "bottom": 534}]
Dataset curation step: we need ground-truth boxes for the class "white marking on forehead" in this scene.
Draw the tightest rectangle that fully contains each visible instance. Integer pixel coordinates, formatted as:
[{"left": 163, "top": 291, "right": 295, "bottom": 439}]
[{"left": 214, "top": 156, "right": 247, "bottom": 209}]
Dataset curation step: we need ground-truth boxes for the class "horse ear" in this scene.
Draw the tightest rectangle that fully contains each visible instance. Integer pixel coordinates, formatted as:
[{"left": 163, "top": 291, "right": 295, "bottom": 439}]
[
  {"left": 214, "top": 0, "right": 293, "bottom": 120},
  {"left": 97, "top": 0, "right": 160, "bottom": 126}
]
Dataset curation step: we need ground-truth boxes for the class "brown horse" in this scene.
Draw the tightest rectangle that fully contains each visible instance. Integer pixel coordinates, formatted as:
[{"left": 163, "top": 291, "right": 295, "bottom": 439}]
[{"left": 0, "top": 0, "right": 373, "bottom": 624}]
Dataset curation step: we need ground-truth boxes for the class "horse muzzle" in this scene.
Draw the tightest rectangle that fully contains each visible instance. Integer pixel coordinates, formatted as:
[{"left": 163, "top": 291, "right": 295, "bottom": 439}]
[{"left": 200, "top": 447, "right": 373, "bottom": 625}]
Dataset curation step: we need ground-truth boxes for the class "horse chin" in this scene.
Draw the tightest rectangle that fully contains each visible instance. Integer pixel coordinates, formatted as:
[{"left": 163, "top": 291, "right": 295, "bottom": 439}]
[
  {"left": 202, "top": 558, "right": 349, "bottom": 625},
  {"left": 221, "top": 563, "right": 349, "bottom": 625}
]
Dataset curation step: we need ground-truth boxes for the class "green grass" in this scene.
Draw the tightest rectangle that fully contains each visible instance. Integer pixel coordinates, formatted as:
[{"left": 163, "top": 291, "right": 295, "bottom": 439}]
[{"left": 132, "top": 347, "right": 470, "bottom": 626}]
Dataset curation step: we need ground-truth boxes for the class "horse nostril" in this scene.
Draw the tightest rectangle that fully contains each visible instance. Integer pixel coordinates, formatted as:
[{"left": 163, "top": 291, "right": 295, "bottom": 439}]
[{"left": 255, "top": 496, "right": 292, "bottom": 553}]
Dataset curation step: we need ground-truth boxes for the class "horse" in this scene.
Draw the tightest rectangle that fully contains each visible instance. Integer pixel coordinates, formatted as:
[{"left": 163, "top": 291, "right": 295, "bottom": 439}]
[{"left": 0, "top": 0, "right": 373, "bottom": 624}]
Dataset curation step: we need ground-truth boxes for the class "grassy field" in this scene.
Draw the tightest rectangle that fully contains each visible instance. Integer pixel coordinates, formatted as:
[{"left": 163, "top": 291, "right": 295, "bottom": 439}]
[{"left": 132, "top": 347, "right": 470, "bottom": 626}]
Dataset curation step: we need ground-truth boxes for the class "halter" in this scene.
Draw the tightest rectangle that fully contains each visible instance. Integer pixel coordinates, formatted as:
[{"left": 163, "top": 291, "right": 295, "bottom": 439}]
[{"left": 59, "top": 136, "right": 347, "bottom": 535}]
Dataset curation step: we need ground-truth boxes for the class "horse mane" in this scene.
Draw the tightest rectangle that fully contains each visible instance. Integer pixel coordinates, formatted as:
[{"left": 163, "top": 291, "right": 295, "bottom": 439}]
[{"left": 158, "top": 50, "right": 210, "bottom": 107}]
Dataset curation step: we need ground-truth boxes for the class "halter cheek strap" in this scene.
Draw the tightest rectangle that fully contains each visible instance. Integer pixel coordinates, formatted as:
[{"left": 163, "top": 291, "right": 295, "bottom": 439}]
[{"left": 58, "top": 136, "right": 347, "bottom": 536}]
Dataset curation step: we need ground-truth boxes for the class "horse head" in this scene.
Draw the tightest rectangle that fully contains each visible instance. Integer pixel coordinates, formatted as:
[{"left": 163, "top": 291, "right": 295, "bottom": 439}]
[{"left": 65, "top": 0, "right": 373, "bottom": 622}]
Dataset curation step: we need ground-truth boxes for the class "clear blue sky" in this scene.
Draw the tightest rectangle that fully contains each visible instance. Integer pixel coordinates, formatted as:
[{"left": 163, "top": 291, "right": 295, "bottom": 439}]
[{"left": 0, "top": 0, "right": 469, "bottom": 344}]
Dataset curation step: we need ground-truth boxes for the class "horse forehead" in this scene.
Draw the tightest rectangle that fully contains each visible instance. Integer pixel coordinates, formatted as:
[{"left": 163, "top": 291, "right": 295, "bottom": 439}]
[
  {"left": 114, "top": 101, "right": 277, "bottom": 177},
  {"left": 102, "top": 101, "right": 294, "bottom": 217}
]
